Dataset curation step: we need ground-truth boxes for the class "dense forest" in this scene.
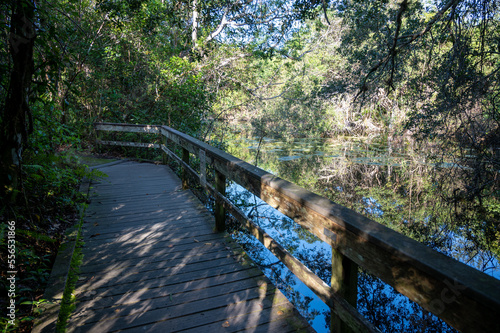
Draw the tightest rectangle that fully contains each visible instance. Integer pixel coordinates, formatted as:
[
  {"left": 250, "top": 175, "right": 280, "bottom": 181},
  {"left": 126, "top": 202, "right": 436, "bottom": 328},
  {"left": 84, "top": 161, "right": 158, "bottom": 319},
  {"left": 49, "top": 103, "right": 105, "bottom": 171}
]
[{"left": 1, "top": 0, "right": 499, "bottom": 332}]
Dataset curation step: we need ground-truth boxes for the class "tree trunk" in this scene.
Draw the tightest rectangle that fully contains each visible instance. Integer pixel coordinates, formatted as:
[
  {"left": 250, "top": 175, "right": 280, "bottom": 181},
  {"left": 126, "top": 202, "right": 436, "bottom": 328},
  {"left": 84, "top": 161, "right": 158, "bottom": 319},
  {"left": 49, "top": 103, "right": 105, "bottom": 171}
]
[
  {"left": 191, "top": 0, "right": 198, "bottom": 47},
  {"left": 0, "top": 0, "right": 37, "bottom": 204}
]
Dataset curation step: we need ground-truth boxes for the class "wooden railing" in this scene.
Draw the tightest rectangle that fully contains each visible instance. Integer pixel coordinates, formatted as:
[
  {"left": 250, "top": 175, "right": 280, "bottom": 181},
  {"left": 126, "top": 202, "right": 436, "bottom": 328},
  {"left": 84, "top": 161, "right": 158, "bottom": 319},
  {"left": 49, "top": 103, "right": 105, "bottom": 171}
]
[{"left": 95, "top": 122, "right": 500, "bottom": 333}]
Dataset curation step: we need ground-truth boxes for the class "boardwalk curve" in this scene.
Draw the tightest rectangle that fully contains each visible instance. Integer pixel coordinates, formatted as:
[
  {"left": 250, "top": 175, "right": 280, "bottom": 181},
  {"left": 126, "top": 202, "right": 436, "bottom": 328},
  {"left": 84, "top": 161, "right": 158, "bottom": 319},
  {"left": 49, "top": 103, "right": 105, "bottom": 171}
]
[{"left": 67, "top": 161, "right": 313, "bottom": 333}]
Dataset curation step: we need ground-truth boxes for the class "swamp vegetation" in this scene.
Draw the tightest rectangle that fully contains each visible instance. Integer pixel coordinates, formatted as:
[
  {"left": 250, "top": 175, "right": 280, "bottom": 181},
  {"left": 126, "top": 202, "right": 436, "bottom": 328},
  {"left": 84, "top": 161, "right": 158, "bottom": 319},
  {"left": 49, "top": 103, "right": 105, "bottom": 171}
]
[{"left": 1, "top": 0, "right": 499, "bottom": 332}]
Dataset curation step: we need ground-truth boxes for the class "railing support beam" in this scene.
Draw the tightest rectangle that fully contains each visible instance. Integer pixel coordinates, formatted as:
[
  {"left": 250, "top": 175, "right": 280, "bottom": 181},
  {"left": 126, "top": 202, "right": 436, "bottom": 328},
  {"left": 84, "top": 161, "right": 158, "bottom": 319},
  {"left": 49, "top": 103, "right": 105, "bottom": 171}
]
[
  {"left": 215, "top": 169, "right": 226, "bottom": 232},
  {"left": 182, "top": 148, "right": 189, "bottom": 189},
  {"left": 96, "top": 127, "right": 102, "bottom": 154},
  {"left": 331, "top": 247, "right": 358, "bottom": 333},
  {"left": 162, "top": 136, "right": 169, "bottom": 165}
]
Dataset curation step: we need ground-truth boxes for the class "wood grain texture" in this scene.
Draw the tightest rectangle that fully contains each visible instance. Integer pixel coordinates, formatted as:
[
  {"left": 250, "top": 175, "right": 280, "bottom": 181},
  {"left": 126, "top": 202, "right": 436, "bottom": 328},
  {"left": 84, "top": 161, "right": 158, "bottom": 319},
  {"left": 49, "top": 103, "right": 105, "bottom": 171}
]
[
  {"left": 95, "top": 123, "right": 500, "bottom": 332},
  {"left": 67, "top": 161, "right": 313, "bottom": 333},
  {"left": 157, "top": 123, "right": 500, "bottom": 333}
]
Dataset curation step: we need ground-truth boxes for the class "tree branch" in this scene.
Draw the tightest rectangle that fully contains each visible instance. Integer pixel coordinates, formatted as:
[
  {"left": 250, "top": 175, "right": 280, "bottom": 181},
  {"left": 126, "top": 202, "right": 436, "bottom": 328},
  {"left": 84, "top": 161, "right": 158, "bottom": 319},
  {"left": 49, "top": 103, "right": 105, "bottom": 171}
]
[
  {"left": 321, "top": 0, "right": 331, "bottom": 25},
  {"left": 397, "top": 0, "right": 462, "bottom": 45},
  {"left": 356, "top": 0, "right": 462, "bottom": 100}
]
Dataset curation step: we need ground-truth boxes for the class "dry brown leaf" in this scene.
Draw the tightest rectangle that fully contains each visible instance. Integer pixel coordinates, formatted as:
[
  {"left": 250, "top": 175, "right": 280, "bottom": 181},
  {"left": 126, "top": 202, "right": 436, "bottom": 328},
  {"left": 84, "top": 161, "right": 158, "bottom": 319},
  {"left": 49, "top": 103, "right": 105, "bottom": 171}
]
[{"left": 222, "top": 321, "right": 230, "bottom": 328}]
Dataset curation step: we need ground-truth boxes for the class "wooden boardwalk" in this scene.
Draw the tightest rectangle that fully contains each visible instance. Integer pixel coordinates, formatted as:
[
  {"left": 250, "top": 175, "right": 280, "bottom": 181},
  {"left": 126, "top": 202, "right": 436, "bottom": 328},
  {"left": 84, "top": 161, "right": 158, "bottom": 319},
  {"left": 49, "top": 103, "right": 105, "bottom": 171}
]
[{"left": 67, "top": 161, "right": 313, "bottom": 333}]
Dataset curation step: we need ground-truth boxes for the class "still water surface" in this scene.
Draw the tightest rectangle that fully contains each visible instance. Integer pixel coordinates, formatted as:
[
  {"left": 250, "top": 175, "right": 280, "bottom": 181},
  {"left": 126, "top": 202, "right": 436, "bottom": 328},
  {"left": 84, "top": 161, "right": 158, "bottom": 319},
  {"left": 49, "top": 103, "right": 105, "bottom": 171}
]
[{"left": 222, "top": 135, "right": 499, "bottom": 333}]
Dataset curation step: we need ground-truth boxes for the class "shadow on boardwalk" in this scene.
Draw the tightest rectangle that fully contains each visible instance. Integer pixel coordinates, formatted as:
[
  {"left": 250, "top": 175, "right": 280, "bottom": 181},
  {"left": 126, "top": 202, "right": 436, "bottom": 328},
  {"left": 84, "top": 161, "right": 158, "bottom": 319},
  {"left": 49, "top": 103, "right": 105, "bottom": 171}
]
[{"left": 67, "top": 161, "right": 313, "bottom": 333}]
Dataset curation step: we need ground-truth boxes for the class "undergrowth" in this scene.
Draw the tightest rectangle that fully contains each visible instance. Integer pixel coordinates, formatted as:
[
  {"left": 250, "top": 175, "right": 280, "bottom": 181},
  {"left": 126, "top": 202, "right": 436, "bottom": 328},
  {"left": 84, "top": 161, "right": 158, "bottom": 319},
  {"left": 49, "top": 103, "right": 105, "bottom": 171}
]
[
  {"left": 0, "top": 148, "right": 98, "bottom": 333},
  {"left": 56, "top": 222, "right": 84, "bottom": 332}
]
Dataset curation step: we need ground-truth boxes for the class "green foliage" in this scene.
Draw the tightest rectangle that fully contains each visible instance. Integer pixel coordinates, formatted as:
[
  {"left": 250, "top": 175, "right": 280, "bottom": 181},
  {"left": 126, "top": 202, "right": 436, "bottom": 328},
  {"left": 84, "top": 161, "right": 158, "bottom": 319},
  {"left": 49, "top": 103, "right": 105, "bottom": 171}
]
[
  {"left": 0, "top": 223, "right": 58, "bottom": 331},
  {"left": 0, "top": 113, "right": 98, "bottom": 331},
  {"left": 21, "top": 152, "right": 87, "bottom": 221},
  {"left": 1, "top": 0, "right": 499, "bottom": 331},
  {"left": 56, "top": 225, "right": 84, "bottom": 333}
]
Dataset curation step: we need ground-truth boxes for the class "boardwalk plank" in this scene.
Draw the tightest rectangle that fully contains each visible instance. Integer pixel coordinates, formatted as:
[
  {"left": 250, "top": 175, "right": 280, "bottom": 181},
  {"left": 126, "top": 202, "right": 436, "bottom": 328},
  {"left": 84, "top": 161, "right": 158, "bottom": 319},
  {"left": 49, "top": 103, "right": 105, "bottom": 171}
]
[
  {"left": 81, "top": 235, "right": 225, "bottom": 262},
  {"left": 80, "top": 230, "right": 219, "bottom": 256},
  {"left": 115, "top": 299, "right": 301, "bottom": 333},
  {"left": 67, "top": 161, "right": 313, "bottom": 333},
  {"left": 71, "top": 288, "right": 292, "bottom": 333},
  {"left": 80, "top": 235, "right": 223, "bottom": 263},
  {"left": 80, "top": 218, "right": 214, "bottom": 244},
  {"left": 74, "top": 276, "right": 274, "bottom": 313},
  {"left": 82, "top": 210, "right": 212, "bottom": 227},
  {"left": 74, "top": 270, "right": 269, "bottom": 314},
  {"left": 71, "top": 282, "right": 279, "bottom": 327},
  {"left": 75, "top": 262, "right": 257, "bottom": 300},
  {"left": 80, "top": 220, "right": 212, "bottom": 239},
  {"left": 79, "top": 244, "right": 228, "bottom": 274},
  {"left": 76, "top": 257, "right": 245, "bottom": 291}
]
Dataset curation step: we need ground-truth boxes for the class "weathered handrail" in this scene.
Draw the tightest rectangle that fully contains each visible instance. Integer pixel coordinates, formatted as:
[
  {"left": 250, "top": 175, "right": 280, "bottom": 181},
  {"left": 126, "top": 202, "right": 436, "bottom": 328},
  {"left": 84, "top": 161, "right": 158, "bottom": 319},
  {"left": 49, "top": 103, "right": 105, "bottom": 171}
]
[{"left": 95, "top": 122, "right": 500, "bottom": 333}]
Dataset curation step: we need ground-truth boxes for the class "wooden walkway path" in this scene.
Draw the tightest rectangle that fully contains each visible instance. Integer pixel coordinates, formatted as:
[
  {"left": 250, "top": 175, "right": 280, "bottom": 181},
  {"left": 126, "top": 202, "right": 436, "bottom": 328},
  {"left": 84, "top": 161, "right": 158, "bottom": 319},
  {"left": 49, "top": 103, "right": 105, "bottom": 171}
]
[{"left": 67, "top": 161, "right": 313, "bottom": 333}]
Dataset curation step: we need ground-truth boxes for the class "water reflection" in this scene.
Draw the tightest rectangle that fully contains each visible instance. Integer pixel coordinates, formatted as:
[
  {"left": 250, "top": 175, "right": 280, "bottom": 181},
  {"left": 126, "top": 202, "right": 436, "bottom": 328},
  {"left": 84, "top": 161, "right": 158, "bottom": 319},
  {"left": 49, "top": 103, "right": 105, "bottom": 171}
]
[
  {"left": 226, "top": 183, "right": 332, "bottom": 332},
  {"left": 231, "top": 136, "right": 410, "bottom": 167},
  {"left": 223, "top": 134, "right": 499, "bottom": 332}
]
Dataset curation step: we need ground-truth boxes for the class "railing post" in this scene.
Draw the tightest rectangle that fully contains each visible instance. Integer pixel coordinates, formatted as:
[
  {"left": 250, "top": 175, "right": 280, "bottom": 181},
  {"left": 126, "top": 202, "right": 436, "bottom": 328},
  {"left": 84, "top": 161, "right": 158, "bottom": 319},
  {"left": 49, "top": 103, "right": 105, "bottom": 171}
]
[
  {"left": 182, "top": 147, "right": 189, "bottom": 189},
  {"left": 331, "top": 247, "right": 358, "bottom": 333},
  {"left": 162, "top": 135, "right": 169, "bottom": 165},
  {"left": 96, "top": 126, "right": 102, "bottom": 154},
  {"left": 214, "top": 169, "right": 226, "bottom": 232}
]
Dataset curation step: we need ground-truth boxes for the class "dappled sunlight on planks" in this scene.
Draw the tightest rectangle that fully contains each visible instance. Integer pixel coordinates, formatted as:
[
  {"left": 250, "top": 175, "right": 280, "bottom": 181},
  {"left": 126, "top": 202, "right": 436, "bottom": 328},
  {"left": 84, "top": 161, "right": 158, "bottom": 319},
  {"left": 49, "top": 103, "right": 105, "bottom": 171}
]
[{"left": 67, "top": 161, "right": 312, "bottom": 333}]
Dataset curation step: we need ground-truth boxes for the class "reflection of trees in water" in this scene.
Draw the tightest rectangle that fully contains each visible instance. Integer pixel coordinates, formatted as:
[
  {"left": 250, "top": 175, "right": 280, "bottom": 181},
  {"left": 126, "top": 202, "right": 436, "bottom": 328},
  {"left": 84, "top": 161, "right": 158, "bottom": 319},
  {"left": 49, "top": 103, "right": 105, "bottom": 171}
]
[
  {"left": 319, "top": 155, "right": 498, "bottom": 265},
  {"left": 227, "top": 197, "right": 458, "bottom": 332},
  {"left": 357, "top": 271, "right": 456, "bottom": 333},
  {"left": 224, "top": 149, "right": 498, "bottom": 332},
  {"left": 317, "top": 158, "right": 450, "bottom": 242},
  {"left": 227, "top": 227, "right": 324, "bottom": 328},
  {"left": 272, "top": 151, "right": 498, "bottom": 262}
]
